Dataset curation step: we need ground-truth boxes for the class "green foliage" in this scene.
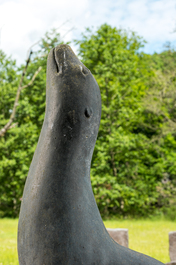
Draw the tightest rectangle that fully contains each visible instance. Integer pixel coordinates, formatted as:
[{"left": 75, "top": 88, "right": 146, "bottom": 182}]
[
  {"left": 140, "top": 49, "right": 176, "bottom": 215},
  {"left": 0, "top": 24, "right": 176, "bottom": 219},
  {"left": 76, "top": 24, "right": 176, "bottom": 217},
  {"left": 75, "top": 24, "right": 160, "bottom": 217},
  {"left": 0, "top": 30, "right": 64, "bottom": 217}
]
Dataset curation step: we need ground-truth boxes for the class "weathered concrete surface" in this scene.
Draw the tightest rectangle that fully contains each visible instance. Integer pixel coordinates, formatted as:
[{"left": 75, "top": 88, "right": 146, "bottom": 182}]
[
  {"left": 169, "top": 232, "right": 176, "bottom": 262},
  {"left": 107, "top": 228, "right": 128, "bottom": 248},
  {"left": 18, "top": 44, "right": 165, "bottom": 265}
]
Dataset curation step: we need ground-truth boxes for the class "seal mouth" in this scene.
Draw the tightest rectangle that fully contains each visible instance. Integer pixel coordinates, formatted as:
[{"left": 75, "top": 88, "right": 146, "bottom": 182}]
[{"left": 53, "top": 44, "right": 90, "bottom": 76}]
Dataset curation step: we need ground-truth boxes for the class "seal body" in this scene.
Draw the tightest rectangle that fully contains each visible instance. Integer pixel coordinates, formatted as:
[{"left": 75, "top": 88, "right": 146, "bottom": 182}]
[{"left": 18, "top": 44, "right": 164, "bottom": 265}]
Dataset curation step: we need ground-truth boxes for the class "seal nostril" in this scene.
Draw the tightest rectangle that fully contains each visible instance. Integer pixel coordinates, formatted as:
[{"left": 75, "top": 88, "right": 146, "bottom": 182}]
[
  {"left": 82, "top": 68, "right": 87, "bottom": 75},
  {"left": 56, "top": 63, "right": 59, "bottom": 73},
  {"left": 53, "top": 48, "right": 59, "bottom": 73},
  {"left": 85, "top": 107, "right": 92, "bottom": 118}
]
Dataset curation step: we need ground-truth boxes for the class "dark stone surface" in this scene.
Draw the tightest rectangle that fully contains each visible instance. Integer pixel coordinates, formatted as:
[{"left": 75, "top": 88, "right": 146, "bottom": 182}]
[
  {"left": 18, "top": 44, "right": 164, "bottom": 265},
  {"left": 169, "top": 232, "right": 176, "bottom": 261}
]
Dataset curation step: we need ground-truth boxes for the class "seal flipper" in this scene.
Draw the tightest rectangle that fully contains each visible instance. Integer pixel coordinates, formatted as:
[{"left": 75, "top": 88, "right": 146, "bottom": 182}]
[{"left": 18, "top": 44, "right": 164, "bottom": 265}]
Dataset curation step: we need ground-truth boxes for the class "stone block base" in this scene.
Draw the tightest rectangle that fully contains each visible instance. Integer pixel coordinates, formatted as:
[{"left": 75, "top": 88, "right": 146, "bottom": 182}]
[{"left": 107, "top": 228, "right": 128, "bottom": 248}]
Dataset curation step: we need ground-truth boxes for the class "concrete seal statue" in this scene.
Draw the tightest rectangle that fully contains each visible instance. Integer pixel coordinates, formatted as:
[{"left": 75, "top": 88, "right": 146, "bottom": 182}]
[{"left": 18, "top": 44, "right": 164, "bottom": 265}]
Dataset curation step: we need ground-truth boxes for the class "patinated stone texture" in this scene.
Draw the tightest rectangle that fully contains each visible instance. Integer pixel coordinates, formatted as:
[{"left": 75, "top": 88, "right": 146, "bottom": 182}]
[
  {"left": 18, "top": 44, "right": 165, "bottom": 265},
  {"left": 107, "top": 228, "right": 128, "bottom": 248},
  {"left": 169, "top": 232, "right": 176, "bottom": 262}
]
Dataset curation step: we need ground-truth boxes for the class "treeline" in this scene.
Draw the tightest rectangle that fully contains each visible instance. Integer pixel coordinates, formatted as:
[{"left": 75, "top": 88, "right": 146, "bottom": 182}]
[{"left": 0, "top": 24, "right": 176, "bottom": 218}]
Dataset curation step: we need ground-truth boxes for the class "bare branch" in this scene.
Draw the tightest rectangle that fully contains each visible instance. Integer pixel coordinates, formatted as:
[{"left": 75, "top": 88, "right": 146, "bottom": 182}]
[
  {"left": 61, "top": 26, "right": 75, "bottom": 39},
  {"left": 32, "top": 26, "right": 76, "bottom": 60},
  {"left": 0, "top": 65, "right": 42, "bottom": 137},
  {"left": 9, "top": 123, "right": 18, "bottom": 130},
  {"left": 55, "top": 19, "right": 71, "bottom": 31},
  {"left": 0, "top": 22, "right": 73, "bottom": 138},
  {"left": 21, "top": 66, "right": 42, "bottom": 89},
  {"left": 26, "top": 20, "right": 72, "bottom": 60},
  {"left": 26, "top": 40, "right": 41, "bottom": 61}
]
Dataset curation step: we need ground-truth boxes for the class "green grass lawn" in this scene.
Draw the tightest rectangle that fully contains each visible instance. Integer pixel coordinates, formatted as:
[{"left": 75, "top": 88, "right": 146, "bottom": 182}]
[
  {"left": 104, "top": 218, "right": 175, "bottom": 264},
  {"left": 0, "top": 218, "right": 18, "bottom": 265},
  {"left": 0, "top": 218, "right": 175, "bottom": 264}
]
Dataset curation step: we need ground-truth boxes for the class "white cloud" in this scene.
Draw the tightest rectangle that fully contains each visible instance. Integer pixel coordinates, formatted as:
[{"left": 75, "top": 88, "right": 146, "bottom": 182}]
[{"left": 0, "top": 0, "right": 175, "bottom": 65}]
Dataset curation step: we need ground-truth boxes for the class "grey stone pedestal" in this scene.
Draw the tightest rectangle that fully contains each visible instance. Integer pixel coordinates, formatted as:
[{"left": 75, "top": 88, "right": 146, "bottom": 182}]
[
  {"left": 169, "top": 232, "right": 176, "bottom": 262},
  {"left": 107, "top": 228, "right": 128, "bottom": 248}
]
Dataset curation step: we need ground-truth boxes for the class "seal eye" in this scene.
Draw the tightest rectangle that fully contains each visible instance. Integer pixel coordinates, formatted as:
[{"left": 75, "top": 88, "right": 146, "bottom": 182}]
[{"left": 85, "top": 107, "right": 92, "bottom": 118}]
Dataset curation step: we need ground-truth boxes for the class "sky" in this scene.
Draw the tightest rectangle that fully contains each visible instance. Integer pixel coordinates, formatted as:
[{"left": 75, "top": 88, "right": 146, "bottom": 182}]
[{"left": 0, "top": 0, "right": 176, "bottom": 65}]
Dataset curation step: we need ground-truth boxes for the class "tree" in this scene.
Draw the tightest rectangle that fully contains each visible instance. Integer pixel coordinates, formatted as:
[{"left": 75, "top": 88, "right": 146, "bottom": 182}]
[
  {"left": 1, "top": 24, "right": 176, "bottom": 218},
  {"left": 140, "top": 49, "right": 176, "bottom": 219},
  {"left": 75, "top": 24, "right": 161, "bottom": 217},
  {"left": 0, "top": 30, "right": 64, "bottom": 217}
]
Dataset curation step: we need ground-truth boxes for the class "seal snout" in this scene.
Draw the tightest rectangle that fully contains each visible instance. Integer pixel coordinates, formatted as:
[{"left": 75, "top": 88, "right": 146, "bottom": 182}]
[{"left": 54, "top": 44, "right": 89, "bottom": 76}]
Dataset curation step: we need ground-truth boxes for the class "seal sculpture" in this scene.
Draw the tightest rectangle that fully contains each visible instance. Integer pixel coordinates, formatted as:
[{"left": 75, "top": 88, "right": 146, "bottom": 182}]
[{"left": 18, "top": 44, "right": 164, "bottom": 265}]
